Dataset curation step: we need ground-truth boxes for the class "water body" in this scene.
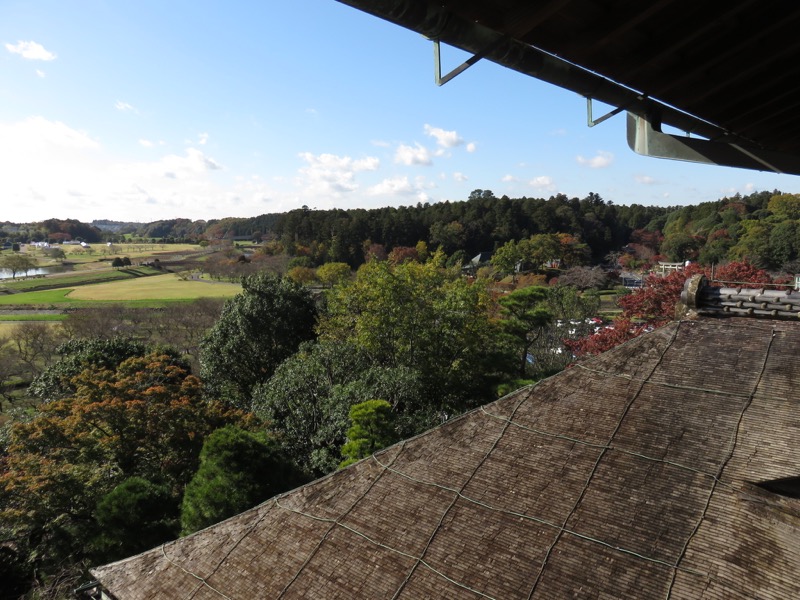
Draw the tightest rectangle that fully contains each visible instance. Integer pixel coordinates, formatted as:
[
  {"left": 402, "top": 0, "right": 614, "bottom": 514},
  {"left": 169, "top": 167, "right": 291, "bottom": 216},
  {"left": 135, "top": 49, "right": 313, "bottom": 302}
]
[{"left": 0, "top": 267, "right": 54, "bottom": 280}]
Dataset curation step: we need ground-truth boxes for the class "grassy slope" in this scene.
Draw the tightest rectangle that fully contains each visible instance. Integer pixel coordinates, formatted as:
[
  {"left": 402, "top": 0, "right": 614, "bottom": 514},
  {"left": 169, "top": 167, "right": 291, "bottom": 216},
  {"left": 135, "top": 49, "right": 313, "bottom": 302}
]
[
  {"left": 0, "top": 275, "right": 241, "bottom": 307},
  {"left": 67, "top": 273, "right": 241, "bottom": 301},
  {"left": 0, "top": 267, "right": 160, "bottom": 293}
]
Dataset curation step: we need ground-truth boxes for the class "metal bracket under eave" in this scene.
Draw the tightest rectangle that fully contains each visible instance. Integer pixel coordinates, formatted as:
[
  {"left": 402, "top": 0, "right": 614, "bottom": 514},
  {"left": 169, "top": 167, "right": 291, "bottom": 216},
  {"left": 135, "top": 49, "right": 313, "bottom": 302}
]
[
  {"left": 626, "top": 112, "right": 800, "bottom": 175},
  {"left": 586, "top": 97, "right": 625, "bottom": 127},
  {"left": 433, "top": 37, "right": 505, "bottom": 86}
]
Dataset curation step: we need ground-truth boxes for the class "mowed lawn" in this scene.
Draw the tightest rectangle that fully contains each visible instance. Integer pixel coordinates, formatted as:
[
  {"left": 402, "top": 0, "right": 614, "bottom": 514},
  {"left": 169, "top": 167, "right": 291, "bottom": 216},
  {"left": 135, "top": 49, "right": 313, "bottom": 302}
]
[{"left": 67, "top": 273, "right": 241, "bottom": 301}]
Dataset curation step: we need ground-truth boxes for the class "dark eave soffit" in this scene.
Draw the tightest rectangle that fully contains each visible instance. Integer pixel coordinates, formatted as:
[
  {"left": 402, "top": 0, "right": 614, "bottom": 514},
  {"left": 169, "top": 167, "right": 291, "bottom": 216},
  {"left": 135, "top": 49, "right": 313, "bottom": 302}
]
[{"left": 335, "top": 0, "right": 800, "bottom": 175}]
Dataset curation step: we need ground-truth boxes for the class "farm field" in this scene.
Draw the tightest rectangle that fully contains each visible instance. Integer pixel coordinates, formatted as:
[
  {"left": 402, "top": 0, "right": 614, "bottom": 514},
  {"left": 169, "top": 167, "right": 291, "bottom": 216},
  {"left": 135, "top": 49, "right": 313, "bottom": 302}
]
[
  {"left": 0, "top": 274, "right": 240, "bottom": 307},
  {"left": 67, "top": 273, "right": 241, "bottom": 301},
  {"left": 0, "top": 267, "right": 160, "bottom": 293}
]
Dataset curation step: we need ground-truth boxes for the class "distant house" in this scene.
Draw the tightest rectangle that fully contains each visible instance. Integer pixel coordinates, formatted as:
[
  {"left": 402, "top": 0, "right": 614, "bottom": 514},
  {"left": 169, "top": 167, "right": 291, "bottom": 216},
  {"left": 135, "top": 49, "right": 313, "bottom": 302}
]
[{"left": 462, "top": 251, "right": 492, "bottom": 276}]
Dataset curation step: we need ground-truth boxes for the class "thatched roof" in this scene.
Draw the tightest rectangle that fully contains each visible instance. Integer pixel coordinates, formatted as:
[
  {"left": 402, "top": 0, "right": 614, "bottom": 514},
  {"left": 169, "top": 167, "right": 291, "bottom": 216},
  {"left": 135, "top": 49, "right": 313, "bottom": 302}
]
[{"left": 92, "top": 317, "right": 800, "bottom": 599}]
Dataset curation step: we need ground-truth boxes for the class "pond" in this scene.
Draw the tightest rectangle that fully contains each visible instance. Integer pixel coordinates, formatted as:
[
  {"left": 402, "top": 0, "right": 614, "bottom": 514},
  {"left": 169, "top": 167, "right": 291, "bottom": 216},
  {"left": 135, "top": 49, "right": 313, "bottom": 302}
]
[{"left": 0, "top": 267, "right": 56, "bottom": 280}]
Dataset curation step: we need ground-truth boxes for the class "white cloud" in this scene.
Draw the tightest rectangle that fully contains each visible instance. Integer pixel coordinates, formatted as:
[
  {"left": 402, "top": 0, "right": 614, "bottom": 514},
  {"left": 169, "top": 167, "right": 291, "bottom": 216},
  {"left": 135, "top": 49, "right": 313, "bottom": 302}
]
[
  {"left": 115, "top": 101, "right": 137, "bottom": 113},
  {"left": 3, "top": 116, "right": 100, "bottom": 150},
  {"left": 5, "top": 40, "right": 56, "bottom": 61},
  {"left": 529, "top": 175, "right": 556, "bottom": 191},
  {"left": 576, "top": 150, "right": 614, "bottom": 169},
  {"left": 162, "top": 147, "right": 222, "bottom": 173},
  {"left": 424, "top": 124, "right": 463, "bottom": 148},
  {"left": 139, "top": 139, "right": 166, "bottom": 148},
  {"left": 198, "top": 132, "right": 209, "bottom": 145},
  {"left": 395, "top": 143, "right": 432, "bottom": 166},
  {"left": 297, "top": 152, "right": 379, "bottom": 195},
  {"left": 466, "top": 142, "right": 477, "bottom": 153},
  {"left": 634, "top": 174, "right": 656, "bottom": 185},
  {"left": 368, "top": 176, "right": 415, "bottom": 196},
  {"left": 36, "top": 69, "right": 46, "bottom": 78},
  {"left": 0, "top": 117, "right": 243, "bottom": 221},
  {"left": 453, "top": 172, "right": 468, "bottom": 182},
  {"left": 502, "top": 174, "right": 517, "bottom": 183}
]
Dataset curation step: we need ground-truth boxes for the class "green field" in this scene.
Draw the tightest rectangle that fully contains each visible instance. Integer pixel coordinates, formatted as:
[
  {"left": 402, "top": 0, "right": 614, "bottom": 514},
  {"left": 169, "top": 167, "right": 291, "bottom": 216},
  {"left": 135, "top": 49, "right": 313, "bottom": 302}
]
[
  {"left": 67, "top": 273, "right": 241, "bottom": 301},
  {"left": 0, "top": 274, "right": 240, "bottom": 307},
  {"left": 0, "top": 267, "right": 160, "bottom": 293},
  {"left": 0, "top": 290, "right": 76, "bottom": 306},
  {"left": 0, "top": 314, "right": 66, "bottom": 322}
]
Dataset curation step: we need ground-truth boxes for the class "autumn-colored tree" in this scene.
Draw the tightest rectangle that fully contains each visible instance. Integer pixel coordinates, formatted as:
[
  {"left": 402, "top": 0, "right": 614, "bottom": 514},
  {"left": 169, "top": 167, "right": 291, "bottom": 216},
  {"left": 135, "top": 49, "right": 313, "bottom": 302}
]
[
  {"left": 0, "top": 351, "right": 252, "bottom": 590},
  {"left": 713, "top": 261, "right": 771, "bottom": 285},
  {"left": 286, "top": 265, "right": 316, "bottom": 284},
  {"left": 316, "top": 261, "right": 351, "bottom": 287},
  {"left": 564, "top": 319, "right": 648, "bottom": 357},
  {"left": 568, "top": 260, "right": 772, "bottom": 357},
  {"left": 387, "top": 245, "right": 419, "bottom": 265},
  {"left": 617, "top": 263, "right": 706, "bottom": 326}
]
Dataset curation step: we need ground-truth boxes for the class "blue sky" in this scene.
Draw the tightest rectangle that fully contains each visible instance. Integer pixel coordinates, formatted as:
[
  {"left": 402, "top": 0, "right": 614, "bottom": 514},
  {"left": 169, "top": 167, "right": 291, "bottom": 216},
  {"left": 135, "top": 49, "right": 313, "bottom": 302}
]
[{"left": 1, "top": 0, "right": 797, "bottom": 224}]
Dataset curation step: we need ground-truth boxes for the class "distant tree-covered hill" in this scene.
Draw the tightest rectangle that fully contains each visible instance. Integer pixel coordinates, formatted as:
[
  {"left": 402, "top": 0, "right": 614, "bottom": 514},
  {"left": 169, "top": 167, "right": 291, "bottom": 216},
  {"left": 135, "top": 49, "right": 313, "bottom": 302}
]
[{"left": 4, "top": 188, "right": 798, "bottom": 272}]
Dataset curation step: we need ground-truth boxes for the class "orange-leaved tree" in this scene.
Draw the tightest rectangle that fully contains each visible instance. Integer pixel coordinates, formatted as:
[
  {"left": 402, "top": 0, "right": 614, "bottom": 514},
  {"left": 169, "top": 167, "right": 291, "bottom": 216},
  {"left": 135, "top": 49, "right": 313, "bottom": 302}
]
[{"left": 0, "top": 351, "right": 254, "bottom": 592}]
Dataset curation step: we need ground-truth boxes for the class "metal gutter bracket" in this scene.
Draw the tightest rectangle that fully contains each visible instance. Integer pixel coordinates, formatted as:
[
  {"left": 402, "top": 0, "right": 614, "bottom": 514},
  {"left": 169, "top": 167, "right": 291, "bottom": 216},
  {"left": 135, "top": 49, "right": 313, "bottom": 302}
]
[
  {"left": 586, "top": 97, "right": 624, "bottom": 127},
  {"left": 433, "top": 37, "right": 505, "bottom": 86}
]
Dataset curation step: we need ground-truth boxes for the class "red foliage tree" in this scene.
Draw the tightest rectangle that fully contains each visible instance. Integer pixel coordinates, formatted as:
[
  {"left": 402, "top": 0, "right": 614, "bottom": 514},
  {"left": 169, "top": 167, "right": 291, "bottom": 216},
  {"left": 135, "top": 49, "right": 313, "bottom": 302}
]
[
  {"left": 618, "top": 263, "right": 706, "bottom": 326},
  {"left": 387, "top": 246, "right": 419, "bottom": 265},
  {"left": 712, "top": 261, "right": 771, "bottom": 285},
  {"left": 564, "top": 318, "right": 648, "bottom": 357},
  {"left": 568, "top": 260, "right": 771, "bottom": 357}
]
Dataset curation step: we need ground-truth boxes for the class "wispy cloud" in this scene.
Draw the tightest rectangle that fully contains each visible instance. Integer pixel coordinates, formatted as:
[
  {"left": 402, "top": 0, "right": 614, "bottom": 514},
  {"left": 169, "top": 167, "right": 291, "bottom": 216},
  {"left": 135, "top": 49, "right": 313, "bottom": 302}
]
[
  {"left": 115, "top": 101, "right": 138, "bottom": 113},
  {"left": 453, "top": 172, "right": 468, "bottom": 182},
  {"left": 5, "top": 40, "right": 56, "bottom": 61},
  {"left": 466, "top": 142, "right": 477, "bottom": 153},
  {"left": 395, "top": 143, "right": 433, "bottom": 166},
  {"left": 424, "top": 124, "right": 463, "bottom": 148},
  {"left": 576, "top": 150, "right": 614, "bottom": 169},
  {"left": 634, "top": 174, "right": 657, "bottom": 185},
  {"left": 502, "top": 174, "right": 518, "bottom": 183},
  {"left": 139, "top": 139, "right": 166, "bottom": 148},
  {"left": 197, "top": 132, "right": 209, "bottom": 146},
  {"left": 36, "top": 69, "right": 46, "bottom": 78},
  {"left": 297, "top": 152, "right": 379, "bottom": 195}
]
